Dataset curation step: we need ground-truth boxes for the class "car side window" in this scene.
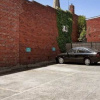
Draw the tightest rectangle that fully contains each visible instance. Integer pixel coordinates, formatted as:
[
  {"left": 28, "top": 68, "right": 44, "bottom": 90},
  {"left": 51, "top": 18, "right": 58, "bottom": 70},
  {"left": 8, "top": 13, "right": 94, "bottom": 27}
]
[
  {"left": 77, "top": 49, "right": 85, "bottom": 53},
  {"left": 68, "top": 49, "right": 76, "bottom": 53}
]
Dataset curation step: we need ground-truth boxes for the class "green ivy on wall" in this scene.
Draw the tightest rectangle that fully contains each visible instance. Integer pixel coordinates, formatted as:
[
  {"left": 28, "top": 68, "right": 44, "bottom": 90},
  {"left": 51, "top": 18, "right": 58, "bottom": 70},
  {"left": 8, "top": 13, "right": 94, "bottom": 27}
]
[
  {"left": 78, "top": 16, "right": 86, "bottom": 42},
  {"left": 56, "top": 9, "right": 72, "bottom": 53}
]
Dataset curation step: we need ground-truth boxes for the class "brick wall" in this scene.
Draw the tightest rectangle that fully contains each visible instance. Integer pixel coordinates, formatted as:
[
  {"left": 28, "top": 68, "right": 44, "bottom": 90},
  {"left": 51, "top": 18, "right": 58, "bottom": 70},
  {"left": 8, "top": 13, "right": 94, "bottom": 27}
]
[
  {"left": 86, "top": 17, "right": 100, "bottom": 42},
  {"left": 69, "top": 4, "right": 79, "bottom": 42},
  {"left": 71, "top": 14, "right": 78, "bottom": 42},
  {"left": 19, "top": 1, "right": 60, "bottom": 64},
  {"left": 0, "top": 0, "right": 78, "bottom": 67},
  {"left": 0, "top": 0, "right": 23, "bottom": 67}
]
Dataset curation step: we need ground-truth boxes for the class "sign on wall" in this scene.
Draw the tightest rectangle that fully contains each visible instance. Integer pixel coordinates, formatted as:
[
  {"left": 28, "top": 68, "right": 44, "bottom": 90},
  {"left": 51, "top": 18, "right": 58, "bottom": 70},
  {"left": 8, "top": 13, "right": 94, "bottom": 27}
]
[
  {"left": 26, "top": 47, "right": 31, "bottom": 52},
  {"left": 62, "top": 25, "right": 68, "bottom": 32},
  {"left": 52, "top": 47, "right": 56, "bottom": 51}
]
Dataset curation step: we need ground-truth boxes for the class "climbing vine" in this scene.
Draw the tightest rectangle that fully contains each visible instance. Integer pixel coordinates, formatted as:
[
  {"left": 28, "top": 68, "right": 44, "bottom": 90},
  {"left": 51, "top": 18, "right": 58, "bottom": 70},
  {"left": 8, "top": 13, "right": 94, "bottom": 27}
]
[
  {"left": 78, "top": 16, "right": 86, "bottom": 41},
  {"left": 56, "top": 9, "right": 72, "bottom": 53}
]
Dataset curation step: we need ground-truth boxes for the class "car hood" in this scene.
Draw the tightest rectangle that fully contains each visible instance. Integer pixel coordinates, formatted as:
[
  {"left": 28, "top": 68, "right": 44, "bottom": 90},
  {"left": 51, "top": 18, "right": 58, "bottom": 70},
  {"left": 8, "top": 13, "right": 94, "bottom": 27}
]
[{"left": 58, "top": 53, "right": 67, "bottom": 56}]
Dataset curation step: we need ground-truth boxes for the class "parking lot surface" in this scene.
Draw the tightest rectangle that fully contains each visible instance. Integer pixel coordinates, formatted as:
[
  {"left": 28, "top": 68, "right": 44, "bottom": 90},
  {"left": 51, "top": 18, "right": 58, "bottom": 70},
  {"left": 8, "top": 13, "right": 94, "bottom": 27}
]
[{"left": 0, "top": 63, "right": 100, "bottom": 100}]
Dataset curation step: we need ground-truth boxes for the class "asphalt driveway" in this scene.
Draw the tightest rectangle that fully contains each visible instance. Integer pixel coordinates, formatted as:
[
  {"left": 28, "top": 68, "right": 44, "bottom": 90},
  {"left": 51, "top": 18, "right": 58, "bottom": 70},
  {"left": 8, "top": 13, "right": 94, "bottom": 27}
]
[{"left": 0, "top": 63, "right": 100, "bottom": 100}]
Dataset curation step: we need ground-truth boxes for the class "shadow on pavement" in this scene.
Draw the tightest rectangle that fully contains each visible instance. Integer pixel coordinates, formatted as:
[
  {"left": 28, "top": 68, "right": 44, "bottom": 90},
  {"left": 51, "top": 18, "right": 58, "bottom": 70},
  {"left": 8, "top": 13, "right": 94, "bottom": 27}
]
[
  {"left": 0, "top": 62, "right": 56, "bottom": 76},
  {"left": 0, "top": 62, "right": 100, "bottom": 76}
]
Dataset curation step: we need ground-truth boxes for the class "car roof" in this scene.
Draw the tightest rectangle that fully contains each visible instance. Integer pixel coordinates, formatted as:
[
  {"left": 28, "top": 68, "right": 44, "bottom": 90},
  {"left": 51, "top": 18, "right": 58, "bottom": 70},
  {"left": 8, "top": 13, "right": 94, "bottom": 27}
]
[{"left": 72, "top": 47, "right": 90, "bottom": 50}]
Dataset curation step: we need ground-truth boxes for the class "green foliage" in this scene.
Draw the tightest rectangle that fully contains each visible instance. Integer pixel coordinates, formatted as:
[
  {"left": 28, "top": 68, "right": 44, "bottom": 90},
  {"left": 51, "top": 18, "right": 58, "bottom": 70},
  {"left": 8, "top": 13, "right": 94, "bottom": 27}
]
[
  {"left": 78, "top": 28, "right": 86, "bottom": 41},
  {"left": 78, "top": 16, "right": 86, "bottom": 41},
  {"left": 56, "top": 9, "right": 72, "bottom": 53}
]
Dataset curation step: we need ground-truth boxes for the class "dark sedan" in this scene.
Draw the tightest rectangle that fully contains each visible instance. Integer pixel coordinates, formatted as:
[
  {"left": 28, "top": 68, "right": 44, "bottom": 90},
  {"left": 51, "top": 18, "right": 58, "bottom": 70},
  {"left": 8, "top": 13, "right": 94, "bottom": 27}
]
[{"left": 56, "top": 47, "right": 100, "bottom": 65}]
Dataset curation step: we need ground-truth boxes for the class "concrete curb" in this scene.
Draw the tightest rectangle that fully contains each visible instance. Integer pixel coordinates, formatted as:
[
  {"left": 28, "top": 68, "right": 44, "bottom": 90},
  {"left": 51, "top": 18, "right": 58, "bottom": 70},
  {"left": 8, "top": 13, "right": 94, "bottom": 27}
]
[{"left": 0, "top": 60, "right": 56, "bottom": 75}]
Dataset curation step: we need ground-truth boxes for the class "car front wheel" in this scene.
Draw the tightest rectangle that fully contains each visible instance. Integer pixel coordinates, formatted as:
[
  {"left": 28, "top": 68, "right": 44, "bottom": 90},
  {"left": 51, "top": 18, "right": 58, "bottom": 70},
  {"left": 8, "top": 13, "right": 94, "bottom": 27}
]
[
  {"left": 58, "top": 57, "right": 64, "bottom": 64},
  {"left": 84, "top": 58, "right": 91, "bottom": 65}
]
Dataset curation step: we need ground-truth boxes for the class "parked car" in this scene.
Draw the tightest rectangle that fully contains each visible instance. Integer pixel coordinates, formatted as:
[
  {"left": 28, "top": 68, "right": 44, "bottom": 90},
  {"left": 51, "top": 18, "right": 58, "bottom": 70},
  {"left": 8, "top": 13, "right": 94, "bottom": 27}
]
[{"left": 56, "top": 47, "right": 100, "bottom": 65}]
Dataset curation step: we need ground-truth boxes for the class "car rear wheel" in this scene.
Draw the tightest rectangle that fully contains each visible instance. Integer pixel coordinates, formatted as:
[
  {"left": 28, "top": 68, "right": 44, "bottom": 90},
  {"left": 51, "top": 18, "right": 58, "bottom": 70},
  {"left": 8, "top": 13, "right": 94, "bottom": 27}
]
[
  {"left": 84, "top": 58, "right": 91, "bottom": 65},
  {"left": 58, "top": 57, "right": 64, "bottom": 64}
]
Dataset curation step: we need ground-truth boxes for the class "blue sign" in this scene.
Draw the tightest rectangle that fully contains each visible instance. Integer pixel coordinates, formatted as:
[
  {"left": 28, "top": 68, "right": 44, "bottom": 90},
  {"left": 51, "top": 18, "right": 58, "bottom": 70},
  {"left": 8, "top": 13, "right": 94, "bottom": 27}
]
[
  {"left": 52, "top": 47, "right": 56, "bottom": 51},
  {"left": 26, "top": 48, "right": 31, "bottom": 52}
]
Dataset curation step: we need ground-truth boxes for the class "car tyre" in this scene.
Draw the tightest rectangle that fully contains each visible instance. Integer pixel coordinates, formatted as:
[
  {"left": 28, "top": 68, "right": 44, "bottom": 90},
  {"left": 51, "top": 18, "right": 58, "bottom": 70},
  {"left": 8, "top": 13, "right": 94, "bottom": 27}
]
[
  {"left": 93, "top": 62, "right": 98, "bottom": 65},
  {"left": 58, "top": 57, "right": 64, "bottom": 64},
  {"left": 84, "top": 58, "right": 91, "bottom": 65}
]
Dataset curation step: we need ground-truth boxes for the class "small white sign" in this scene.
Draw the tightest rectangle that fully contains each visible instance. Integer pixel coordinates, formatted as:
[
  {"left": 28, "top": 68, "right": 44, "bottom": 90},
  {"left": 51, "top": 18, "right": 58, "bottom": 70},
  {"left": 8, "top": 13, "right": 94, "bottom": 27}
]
[{"left": 62, "top": 25, "right": 68, "bottom": 32}]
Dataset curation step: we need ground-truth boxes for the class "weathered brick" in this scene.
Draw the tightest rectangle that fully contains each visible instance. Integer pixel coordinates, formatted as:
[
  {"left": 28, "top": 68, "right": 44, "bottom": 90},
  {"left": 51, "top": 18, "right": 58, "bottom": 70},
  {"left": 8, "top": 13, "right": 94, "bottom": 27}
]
[
  {"left": 0, "top": 0, "right": 78, "bottom": 67},
  {"left": 0, "top": 0, "right": 20, "bottom": 67},
  {"left": 86, "top": 17, "right": 100, "bottom": 42},
  {"left": 18, "top": 1, "right": 60, "bottom": 64},
  {"left": 69, "top": 4, "right": 78, "bottom": 42}
]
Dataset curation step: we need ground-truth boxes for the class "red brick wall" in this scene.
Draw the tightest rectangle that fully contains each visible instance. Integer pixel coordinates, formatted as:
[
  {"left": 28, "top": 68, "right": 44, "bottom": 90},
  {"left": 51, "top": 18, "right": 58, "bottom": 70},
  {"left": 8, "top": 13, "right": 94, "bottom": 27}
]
[
  {"left": 0, "top": 0, "right": 79, "bottom": 67},
  {"left": 86, "top": 17, "right": 100, "bottom": 42},
  {"left": 0, "top": 0, "right": 23, "bottom": 67},
  {"left": 69, "top": 5, "right": 79, "bottom": 42},
  {"left": 0, "top": 0, "right": 60, "bottom": 66},
  {"left": 19, "top": 1, "right": 60, "bottom": 64},
  {"left": 71, "top": 14, "right": 79, "bottom": 42}
]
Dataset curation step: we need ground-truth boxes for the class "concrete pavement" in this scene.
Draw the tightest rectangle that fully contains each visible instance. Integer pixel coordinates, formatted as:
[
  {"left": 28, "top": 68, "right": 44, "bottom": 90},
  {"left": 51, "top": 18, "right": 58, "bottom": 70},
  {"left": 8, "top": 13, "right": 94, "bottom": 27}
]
[{"left": 0, "top": 63, "right": 100, "bottom": 100}]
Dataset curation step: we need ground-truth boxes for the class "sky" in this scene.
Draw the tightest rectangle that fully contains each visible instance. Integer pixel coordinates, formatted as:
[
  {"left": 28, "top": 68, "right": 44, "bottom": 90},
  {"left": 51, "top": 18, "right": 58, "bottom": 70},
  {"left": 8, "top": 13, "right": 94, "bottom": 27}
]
[{"left": 29, "top": 0, "right": 100, "bottom": 19}]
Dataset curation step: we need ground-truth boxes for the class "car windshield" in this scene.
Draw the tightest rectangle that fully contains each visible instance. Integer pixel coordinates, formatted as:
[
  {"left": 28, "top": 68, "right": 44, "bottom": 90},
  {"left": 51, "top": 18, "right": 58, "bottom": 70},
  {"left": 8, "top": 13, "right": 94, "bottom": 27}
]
[
  {"left": 86, "top": 48, "right": 98, "bottom": 52},
  {"left": 68, "top": 47, "right": 98, "bottom": 53}
]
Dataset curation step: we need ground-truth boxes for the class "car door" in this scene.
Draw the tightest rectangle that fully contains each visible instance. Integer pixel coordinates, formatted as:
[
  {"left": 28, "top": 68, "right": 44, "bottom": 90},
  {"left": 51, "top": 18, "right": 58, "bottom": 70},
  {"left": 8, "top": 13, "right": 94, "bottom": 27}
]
[
  {"left": 75, "top": 48, "right": 85, "bottom": 62},
  {"left": 63, "top": 52, "right": 70, "bottom": 62},
  {"left": 68, "top": 48, "right": 77, "bottom": 62}
]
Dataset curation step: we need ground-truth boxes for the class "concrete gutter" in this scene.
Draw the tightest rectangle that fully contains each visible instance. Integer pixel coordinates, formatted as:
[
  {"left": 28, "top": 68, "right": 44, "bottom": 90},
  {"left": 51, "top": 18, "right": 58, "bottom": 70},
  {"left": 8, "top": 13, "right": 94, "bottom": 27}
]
[{"left": 0, "top": 60, "right": 56, "bottom": 75}]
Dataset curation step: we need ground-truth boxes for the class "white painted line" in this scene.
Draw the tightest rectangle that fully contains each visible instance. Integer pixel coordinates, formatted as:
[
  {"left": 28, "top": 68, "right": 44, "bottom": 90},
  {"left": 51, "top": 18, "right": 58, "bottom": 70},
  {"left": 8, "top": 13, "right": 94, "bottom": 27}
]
[{"left": 0, "top": 87, "right": 20, "bottom": 93}]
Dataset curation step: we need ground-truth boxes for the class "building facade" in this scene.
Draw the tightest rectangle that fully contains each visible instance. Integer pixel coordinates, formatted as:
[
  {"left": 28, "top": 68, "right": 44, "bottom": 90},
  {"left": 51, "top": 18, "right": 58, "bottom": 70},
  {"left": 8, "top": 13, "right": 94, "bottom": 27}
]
[
  {"left": 86, "top": 16, "right": 100, "bottom": 42},
  {"left": 0, "top": 0, "right": 78, "bottom": 67}
]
